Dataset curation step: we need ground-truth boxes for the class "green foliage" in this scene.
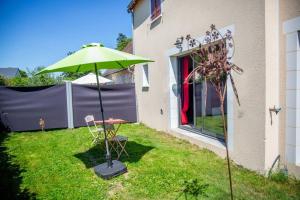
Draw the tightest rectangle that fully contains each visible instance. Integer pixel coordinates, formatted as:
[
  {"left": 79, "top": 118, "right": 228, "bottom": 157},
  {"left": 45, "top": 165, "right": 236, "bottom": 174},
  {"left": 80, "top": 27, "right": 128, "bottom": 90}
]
[
  {"left": 269, "top": 169, "right": 289, "bottom": 183},
  {"left": 67, "top": 51, "right": 75, "bottom": 56},
  {"left": 5, "top": 77, "right": 30, "bottom": 87},
  {"left": 178, "top": 179, "right": 208, "bottom": 199},
  {"left": 61, "top": 71, "right": 90, "bottom": 81},
  {"left": 0, "top": 75, "right": 7, "bottom": 86},
  {"left": 2, "top": 124, "right": 300, "bottom": 199},
  {"left": 18, "top": 69, "right": 27, "bottom": 78},
  {"left": 116, "top": 33, "right": 132, "bottom": 51},
  {"left": 5, "top": 67, "right": 62, "bottom": 87}
]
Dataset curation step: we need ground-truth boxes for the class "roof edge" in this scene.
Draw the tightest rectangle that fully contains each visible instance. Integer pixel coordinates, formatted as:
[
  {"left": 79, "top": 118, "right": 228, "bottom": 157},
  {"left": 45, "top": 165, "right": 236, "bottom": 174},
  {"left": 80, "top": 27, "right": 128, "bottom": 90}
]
[{"left": 127, "top": 0, "right": 139, "bottom": 13}]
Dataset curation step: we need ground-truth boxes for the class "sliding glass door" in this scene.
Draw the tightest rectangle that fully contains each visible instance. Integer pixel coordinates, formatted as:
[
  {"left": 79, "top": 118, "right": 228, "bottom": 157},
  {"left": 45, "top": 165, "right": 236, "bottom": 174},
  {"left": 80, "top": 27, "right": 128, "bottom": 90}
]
[
  {"left": 178, "top": 55, "right": 226, "bottom": 140},
  {"left": 194, "top": 81, "right": 204, "bottom": 130},
  {"left": 202, "top": 82, "right": 226, "bottom": 139}
]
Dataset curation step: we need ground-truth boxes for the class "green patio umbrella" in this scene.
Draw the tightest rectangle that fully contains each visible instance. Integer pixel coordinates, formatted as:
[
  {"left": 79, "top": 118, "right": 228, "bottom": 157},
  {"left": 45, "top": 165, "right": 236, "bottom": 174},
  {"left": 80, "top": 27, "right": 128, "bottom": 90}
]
[{"left": 36, "top": 43, "right": 153, "bottom": 179}]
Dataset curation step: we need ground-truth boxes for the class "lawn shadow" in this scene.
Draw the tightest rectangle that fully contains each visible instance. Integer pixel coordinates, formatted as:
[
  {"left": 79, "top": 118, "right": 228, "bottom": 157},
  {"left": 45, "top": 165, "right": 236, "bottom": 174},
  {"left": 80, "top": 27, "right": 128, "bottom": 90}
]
[
  {"left": 74, "top": 141, "right": 154, "bottom": 168},
  {"left": 0, "top": 132, "right": 37, "bottom": 200}
]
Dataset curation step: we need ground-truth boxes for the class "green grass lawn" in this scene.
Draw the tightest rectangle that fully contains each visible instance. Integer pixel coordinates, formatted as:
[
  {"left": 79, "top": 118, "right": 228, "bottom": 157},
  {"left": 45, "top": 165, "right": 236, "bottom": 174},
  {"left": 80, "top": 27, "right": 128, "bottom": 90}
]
[{"left": 1, "top": 124, "right": 300, "bottom": 199}]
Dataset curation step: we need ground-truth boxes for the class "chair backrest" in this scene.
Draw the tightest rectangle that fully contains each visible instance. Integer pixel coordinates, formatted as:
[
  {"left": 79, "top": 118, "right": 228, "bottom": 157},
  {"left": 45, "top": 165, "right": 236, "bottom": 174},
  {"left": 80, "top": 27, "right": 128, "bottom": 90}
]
[
  {"left": 85, "top": 115, "right": 94, "bottom": 123},
  {"left": 85, "top": 115, "right": 98, "bottom": 137},
  {"left": 105, "top": 123, "right": 115, "bottom": 131},
  {"left": 104, "top": 123, "right": 115, "bottom": 139}
]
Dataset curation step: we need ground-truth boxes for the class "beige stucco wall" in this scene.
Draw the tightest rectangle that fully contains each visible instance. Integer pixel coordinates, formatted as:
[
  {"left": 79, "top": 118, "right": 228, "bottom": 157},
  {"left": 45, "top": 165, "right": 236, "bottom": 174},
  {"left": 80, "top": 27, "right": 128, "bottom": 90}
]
[
  {"left": 132, "top": 0, "right": 300, "bottom": 177},
  {"left": 279, "top": 0, "right": 300, "bottom": 178},
  {"left": 264, "top": 0, "right": 280, "bottom": 174},
  {"left": 105, "top": 71, "right": 134, "bottom": 84}
]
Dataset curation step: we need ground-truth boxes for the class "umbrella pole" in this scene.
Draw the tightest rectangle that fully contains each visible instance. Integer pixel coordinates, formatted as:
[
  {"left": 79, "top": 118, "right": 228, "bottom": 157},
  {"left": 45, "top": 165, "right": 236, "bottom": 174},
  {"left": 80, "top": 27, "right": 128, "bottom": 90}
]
[
  {"left": 93, "top": 64, "right": 127, "bottom": 179},
  {"left": 94, "top": 64, "right": 112, "bottom": 167}
]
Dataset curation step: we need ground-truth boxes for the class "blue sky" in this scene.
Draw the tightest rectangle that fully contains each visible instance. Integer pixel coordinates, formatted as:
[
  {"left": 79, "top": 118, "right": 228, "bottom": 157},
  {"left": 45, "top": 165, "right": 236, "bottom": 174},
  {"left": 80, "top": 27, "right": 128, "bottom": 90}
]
[{"left": 0, "top": 0, "right": 132, "bottom": 71}]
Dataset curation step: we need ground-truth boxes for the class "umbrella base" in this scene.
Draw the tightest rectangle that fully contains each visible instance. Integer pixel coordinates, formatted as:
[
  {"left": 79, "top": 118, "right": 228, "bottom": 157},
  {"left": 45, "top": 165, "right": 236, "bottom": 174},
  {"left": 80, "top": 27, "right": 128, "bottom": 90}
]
[{"left": 94, "top": 160, "right": 127, "bottom": 180}]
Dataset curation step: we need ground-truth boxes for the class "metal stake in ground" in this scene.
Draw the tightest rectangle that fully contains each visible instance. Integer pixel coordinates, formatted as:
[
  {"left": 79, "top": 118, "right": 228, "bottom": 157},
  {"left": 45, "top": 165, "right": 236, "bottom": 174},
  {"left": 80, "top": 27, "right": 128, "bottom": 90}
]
[{"left": 176, "top": 24, "right": 243, "bottom": 200}]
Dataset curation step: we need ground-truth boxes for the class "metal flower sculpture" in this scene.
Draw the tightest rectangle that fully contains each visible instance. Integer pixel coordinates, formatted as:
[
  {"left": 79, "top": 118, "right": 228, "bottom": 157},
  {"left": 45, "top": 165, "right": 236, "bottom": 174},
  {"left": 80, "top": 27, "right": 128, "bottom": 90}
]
[{"left": 175, "top": 24, "right": 243, "bottom": 200}]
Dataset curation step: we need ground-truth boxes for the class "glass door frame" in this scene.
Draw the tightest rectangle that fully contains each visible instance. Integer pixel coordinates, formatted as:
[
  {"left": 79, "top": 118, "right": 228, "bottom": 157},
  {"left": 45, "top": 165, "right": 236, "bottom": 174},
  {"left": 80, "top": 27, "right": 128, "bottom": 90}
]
[{"left": 177, "top": 55, "right": 225, "bottom": 141}]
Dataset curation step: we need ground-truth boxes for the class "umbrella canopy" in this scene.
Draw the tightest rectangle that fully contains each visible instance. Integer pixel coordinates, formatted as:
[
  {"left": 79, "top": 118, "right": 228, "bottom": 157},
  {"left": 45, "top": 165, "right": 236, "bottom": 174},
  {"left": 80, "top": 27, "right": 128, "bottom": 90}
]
[
  {"left": 71, "top": 73, "right": 112, "bottom": 85},
  {"left": 36, "top": 43, "right": 152, "bottom": 75}
]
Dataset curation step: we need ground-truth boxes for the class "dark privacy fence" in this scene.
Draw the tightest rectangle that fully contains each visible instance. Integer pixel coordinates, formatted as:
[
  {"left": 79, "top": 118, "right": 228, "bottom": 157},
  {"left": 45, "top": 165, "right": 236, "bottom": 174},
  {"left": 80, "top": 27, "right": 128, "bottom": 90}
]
[
  {"left": 0, "top": 83, "right": 137, "bottom": 132},
  {"left": 72, "top": 84, "right": 137, "bottom": 127}
]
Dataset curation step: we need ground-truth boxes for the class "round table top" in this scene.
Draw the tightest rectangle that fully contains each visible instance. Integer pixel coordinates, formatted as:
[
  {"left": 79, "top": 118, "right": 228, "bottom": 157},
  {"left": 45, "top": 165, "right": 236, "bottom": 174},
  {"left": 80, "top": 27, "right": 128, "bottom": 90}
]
[{"left": 94, "top": 118, "right": 128, "bottom": 125}]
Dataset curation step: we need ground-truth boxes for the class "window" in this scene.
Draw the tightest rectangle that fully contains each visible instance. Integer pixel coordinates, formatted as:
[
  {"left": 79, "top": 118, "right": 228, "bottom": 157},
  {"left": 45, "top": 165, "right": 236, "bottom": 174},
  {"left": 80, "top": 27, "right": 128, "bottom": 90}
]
[
  {"left": 298, "top": 30, "right": 300, "bottom": 46},
  {"left": 178, "top": 55, "right": 226, "bottom": 140},
  {"left": 283, "top": 16, "right": 300, "bottom": 165},
  {"left": 151, "top": 0, "right": 161, "bottom": 20},
  {"left": 142, "top": 64, "right": 149, "bottom": 87}
]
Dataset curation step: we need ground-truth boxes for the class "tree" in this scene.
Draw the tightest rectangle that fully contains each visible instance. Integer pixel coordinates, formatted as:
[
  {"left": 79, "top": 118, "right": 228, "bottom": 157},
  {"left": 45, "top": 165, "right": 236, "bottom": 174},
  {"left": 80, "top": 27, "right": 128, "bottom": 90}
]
[
  {"left": 116, "top": 33, "right": 132, "bottom": 51},
  {"left": 27, "top": 66, "right": 62, "bottom": 86},
  {"left": 4, "top": 67, "right": 62, "bottom": 87},
  {"left": 0, "top": 75, "right": 7, "bottom": 86},
  {"left": 61, "top": 71, "right": 91, "bottom": 80},
  {"left": 19, "top": 69, "right": 28, "bottom": 78},
  {"left": 5, "top": 77, "right": 29, "bottom": 87}
]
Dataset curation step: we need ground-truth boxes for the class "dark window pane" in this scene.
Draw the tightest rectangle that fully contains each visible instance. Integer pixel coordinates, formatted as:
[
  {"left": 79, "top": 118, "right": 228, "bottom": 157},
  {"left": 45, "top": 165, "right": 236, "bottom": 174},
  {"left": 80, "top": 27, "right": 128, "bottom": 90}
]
[
  {"left": 178, "top": 55, "right": 226, "bottom": 140},
  {"left": 203, "top": 82, "right": 226, "bottom": 139},
  {"left": 194, "top": 82, "right": 203, "bottom": 130},
  {"left": 151, "top": 0, "right": 161, "bottom": 20}
]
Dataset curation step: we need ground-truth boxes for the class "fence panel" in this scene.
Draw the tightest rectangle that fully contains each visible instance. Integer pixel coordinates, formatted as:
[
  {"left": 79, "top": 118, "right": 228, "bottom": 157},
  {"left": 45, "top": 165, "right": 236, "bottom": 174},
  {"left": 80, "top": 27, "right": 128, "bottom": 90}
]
[
  {"left": 72, "top": 83, "right": 137, "bottom": 127},
  {"left": 0, "top": 83, "right": 137, "bottom": 132},
  {"left": 0, "top": 85, "right": 68, "bottom": 131}
]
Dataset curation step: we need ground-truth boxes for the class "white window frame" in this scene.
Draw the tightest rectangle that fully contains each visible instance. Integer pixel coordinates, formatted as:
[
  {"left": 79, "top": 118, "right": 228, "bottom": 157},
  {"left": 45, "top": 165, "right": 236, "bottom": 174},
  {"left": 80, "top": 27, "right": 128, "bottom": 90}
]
[
  {"left": 283, "top": 16, "right": 300, "bottom": 166},
  {"left": 142, "top": 64, "right": 149, "bottom": 88},
  {"left": 166, "top": 24, "right": 235, "bottom": 151}
]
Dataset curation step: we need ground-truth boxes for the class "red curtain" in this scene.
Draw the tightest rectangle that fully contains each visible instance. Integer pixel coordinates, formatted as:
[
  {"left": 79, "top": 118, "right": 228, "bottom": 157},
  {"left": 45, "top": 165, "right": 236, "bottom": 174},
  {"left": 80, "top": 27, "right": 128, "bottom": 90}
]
[{"left": 181, "top": 57, "right": 189, "bottom": 124}]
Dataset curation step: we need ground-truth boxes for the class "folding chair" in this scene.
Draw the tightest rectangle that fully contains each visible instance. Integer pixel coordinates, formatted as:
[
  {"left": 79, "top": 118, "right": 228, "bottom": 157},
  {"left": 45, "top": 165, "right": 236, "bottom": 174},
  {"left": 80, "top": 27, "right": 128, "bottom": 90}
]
[
  {"left": 85, "top": 115, "right": 103, "bottom": 145},
  {"left": 105, "top": 123, "right": 129, "bottom": 160}
]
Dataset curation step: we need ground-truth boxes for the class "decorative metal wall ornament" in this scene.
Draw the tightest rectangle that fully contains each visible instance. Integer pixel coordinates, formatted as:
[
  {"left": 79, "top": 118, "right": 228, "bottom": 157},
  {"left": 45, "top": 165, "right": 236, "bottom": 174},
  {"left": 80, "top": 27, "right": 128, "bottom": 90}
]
[
  {"left": 174, "top": 36, "right": 184, "bottom": 50},
  {"left": 175, "top": 24, "right": 243, "bottom": 200}
]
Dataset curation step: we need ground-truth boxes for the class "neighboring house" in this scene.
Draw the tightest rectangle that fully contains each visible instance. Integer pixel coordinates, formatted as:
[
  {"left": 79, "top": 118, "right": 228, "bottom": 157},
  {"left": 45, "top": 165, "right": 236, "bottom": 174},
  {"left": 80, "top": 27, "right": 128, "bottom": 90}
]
[
  {"left": 128, "top": 0, "right": 300, "bottom": 178},
  {"left": 102, "top": 41, "right": 135, "bottom": 84},
  {"left": 0, "top": 67, "right": 20, "bottom": 78},
  {"left": 70, "top": 73, "right": 112, "bottom": 85}
]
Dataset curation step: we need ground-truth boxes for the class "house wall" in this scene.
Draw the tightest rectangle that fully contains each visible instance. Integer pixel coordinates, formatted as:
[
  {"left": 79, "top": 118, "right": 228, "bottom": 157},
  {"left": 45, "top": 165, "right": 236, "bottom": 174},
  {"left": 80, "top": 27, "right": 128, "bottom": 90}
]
[
  {"left": 113, "top": 70, "right": 134, "bottom": 84},
  {"left": 264, "top": 0, "right": 280, "bottom": 176},
  {"left": 279, "top": 0, "right": 300, "bottom": 178},
  {"left": 133, "top": 0, "right": 268, "bottom": 173},
  {"left": 105, "top": 70, "right": 134, "bottom": 84}
]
